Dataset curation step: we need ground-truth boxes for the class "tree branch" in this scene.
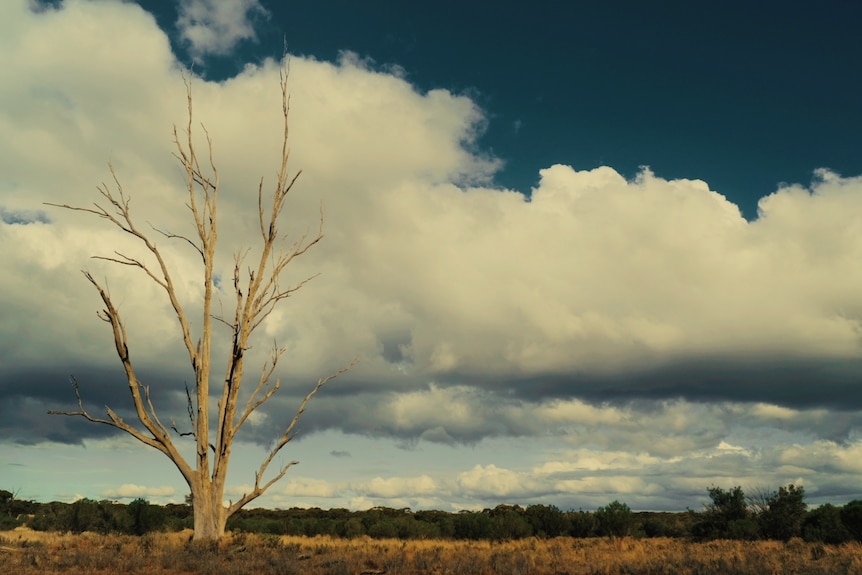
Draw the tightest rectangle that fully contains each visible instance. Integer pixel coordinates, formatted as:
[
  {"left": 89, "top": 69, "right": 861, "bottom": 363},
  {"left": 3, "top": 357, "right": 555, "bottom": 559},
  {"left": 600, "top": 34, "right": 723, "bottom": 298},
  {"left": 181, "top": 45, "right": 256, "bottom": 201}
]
[
  {"left": 151, "top": 223, "right": 205, "bottom": 261},
  {"left": 227, "top": 358, "right": 357, "bottom": 515},
  {"left": 48, "top": 377, "right": 169, "bottom": 456},
  {"left": 232, "top": 345, "right": 286, "bottom": 435},
  {"left": 45, "top": 167, "right": 201, "bottom": 374}
]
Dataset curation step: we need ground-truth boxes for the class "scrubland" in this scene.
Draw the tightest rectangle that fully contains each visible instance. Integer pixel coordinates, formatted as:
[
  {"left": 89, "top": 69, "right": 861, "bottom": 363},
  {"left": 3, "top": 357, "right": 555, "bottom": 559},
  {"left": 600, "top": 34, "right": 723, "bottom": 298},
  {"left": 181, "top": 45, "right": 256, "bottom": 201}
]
[{"left": 2, "top": 527, "right": 862, "bottom": 575}]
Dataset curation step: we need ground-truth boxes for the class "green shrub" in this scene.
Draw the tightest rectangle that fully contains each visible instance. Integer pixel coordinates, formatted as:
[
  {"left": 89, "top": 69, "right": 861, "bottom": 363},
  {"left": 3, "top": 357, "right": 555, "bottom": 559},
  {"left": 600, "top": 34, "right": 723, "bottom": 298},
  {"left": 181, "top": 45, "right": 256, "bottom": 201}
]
[
  {"left": 567, "top": 510, "right": 596, "bottom": 537},
  {"left": 840, "top": 500, "right": 862, "bottom": 542},
  {"left": 693, "top": 486, "right": 756, "bottom": 540},
  {"left": 453, "top": 511, "right": 492, "bottom": 540},
  {"left": 526, "top": 504, "right": 570, "bottom": 538},
  {"left": 595, "top": 501, "right": 634, "bottom": 538},
  {"left": 367, "top": 519, "right": 398, "bottom": 539},
  {"left": 757, "top": 484, "right": 806, "bottom": 541},
  {"left": 641, "top": 512, "right": 688, "bottom": 538},
  {"left": 0, "top": 513, "right": 21, "bottom": 531},
  {"left": 803, "top": 503, "right": 852, "bottom": 544},
  {"left": 489, "top": 510, "right": 532, "bottom": 540},
  {"left": 61, "top": 499, "right": 120, "bottom": 534},
  {"left": 126, "top": 498, "right": 166, "bottom": 535}
]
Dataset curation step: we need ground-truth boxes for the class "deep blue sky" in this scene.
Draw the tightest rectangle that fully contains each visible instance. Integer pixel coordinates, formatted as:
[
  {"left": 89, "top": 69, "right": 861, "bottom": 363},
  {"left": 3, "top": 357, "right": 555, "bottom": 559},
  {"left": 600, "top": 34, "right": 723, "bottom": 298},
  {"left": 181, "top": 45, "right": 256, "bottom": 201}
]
[{"left": 135, "top": 0, "right": 862, "bottom": 220}]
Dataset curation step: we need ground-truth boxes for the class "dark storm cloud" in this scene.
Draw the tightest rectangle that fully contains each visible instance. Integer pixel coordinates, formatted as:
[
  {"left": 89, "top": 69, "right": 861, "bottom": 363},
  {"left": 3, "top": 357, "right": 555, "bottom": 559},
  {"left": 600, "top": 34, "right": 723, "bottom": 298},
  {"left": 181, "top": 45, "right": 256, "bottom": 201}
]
[
  {"left": 0, "top": 365, "right": 191, "bottom": 445},
  {"left": 4, "top": 295, "right": 862, "bottom": 449},
  {"left": 7, "top": 352, "right": 862, "bottom": 448},
  {"left": 606, "top": 359, "right": 862, "bottom": 410},
  {"left": 456, "top": 357, "right": 862, "bottom": 411}
]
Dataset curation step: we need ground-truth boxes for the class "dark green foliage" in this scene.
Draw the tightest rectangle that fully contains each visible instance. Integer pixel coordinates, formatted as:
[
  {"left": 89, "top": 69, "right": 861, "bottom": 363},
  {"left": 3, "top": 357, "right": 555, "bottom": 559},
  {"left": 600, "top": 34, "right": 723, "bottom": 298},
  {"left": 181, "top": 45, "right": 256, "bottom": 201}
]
[
  {"left": 525, "top": 504, "right": 570, "bottom": 538},
  {"left": 488, "top": 509, "right": 532, "bottom": 540},
  {"left": 445, "top": 505, "right": 533, "bottom": 541},
  {"left": 28, "top": 501, "right": 65, "bottom": 531},
  {"left": 0, "top": 513, "right": 21, "bottom": 530},
  {"left": 709, "top": 486, "right": 748, "bottom": 521},
  {"left": 640, "top": 512, "right": 689, "bottom": 538},
  {"left": 692, "top": 486, "right": 759, "bottom": 540},
  {"left": 338, "top": 517, "right": 365, "bottom": 538},
  {"left": 485, "top": 504, "right": 522, "bottom": 517},
  {"left": 0, "top": 489, "right": 39, "bottom": 530},
  {"left": 453, "top": 511, "right": 492, "bottom": 540},
  {"left": 595, "top": 500, "right": 634, "bottom": 537},
  {"left": 9, "top": 484, "right": 862, "bottom": 544},
  {"left": 803, "top": 503, "right": 853, "bottom": 543},
  {"left": 840, "top": 499, "right": 862, "bottom": 542},
  {"left": 360, "top": 507, "right": 406, "bottom": 538},
  {"left": 0, "top": 490, "right": 22, "bottom": 531},
  {"left": 12, "top": 496, "right": 167, "bottom": 535},
  {"left": 163, "top": 502, "right": 192, "bottom": 520},
  {"left": 61, "top": 499, "right": 122, "bottom": 534},
  {"left": 284, "top": 506, "right": 347, "bottom": 532},
  {"left": 414, "top": 509, "right": 455, "bottom": 538},
  {"left": 757, "top": 484, "right": 807, "bottom": 541},
  {"left": 367, "top": 519, "right": 399, "bottom": 539},
  {"left": 126, "top": 498, "right": 166, "bottom": 535},
  {"left": 566, "top": 510, "right": 596, "bottom": 537},
  {"left": 163, "top": 503, "right": 193, "bottom": 532},
  {"left": 228, "top": 516, "right": 285, "bottom": 534},
  {"left": 62, "top": 499, "right": 94, "bottom": 534},
  {"left": 725, "top": 517, "right": 760, "bottom": 540},
  {"left": 394, "top": 514, "right": 439, "bottom": 539}
]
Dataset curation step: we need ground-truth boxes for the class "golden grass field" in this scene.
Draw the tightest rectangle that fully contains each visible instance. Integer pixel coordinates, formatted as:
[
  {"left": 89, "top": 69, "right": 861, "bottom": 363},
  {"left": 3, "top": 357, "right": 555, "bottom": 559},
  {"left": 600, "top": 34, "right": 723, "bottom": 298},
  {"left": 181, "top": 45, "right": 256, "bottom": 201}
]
[{"left": 2, "top": 527, "right": 861, "bottom": 574}]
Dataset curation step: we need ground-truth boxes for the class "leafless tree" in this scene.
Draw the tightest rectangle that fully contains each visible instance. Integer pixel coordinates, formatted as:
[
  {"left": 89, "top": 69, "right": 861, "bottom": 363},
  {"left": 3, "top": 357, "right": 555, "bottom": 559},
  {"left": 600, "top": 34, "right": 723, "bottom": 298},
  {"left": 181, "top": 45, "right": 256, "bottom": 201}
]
[
  {"left": 746, "top": 484, "right": 773, "bottom": 517},
  {"left": 47, "top": 65, "right": 355, "bottom": 541}
]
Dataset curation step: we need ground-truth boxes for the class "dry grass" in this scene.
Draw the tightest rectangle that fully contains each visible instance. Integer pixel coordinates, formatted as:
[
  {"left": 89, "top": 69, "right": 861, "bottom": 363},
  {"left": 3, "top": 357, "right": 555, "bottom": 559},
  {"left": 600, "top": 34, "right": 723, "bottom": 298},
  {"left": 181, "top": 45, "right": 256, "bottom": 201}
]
[{"left": 1, "top": 527, "right": 861, "bottom": 574}]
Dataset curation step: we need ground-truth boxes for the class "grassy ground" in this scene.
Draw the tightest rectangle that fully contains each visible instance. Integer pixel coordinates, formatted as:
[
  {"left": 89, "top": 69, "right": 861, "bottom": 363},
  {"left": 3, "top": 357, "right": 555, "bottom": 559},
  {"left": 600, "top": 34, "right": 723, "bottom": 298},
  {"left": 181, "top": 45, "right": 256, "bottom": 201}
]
[{"left": 1, "top": 527, "right": 861, "bottom": 574}]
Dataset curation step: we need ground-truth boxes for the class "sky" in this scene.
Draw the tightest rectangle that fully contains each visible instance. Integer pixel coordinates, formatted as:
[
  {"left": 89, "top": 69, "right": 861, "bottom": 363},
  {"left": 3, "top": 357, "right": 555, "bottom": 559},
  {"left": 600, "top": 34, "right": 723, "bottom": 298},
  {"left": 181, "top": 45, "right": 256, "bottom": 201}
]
[{"left": 2, "top": 0, "right": 862, "bottom": 513}]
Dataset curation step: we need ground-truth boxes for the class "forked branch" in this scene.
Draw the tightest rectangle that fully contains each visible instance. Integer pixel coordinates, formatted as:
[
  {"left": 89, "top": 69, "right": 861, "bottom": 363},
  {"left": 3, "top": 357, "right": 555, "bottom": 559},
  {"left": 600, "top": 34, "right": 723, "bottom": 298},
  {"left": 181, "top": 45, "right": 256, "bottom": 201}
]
[
  {"left": 48, "top": 377, "right": 168, "bottom": 455},
  {"left": 233, "top": 344, "right": 287, "bottom": 434},
  {"left": 45, "top": 172, "right": 201, "bottom": 376},
  {"left": 227, "top": 358, "right": 358, "bottom": 515}
]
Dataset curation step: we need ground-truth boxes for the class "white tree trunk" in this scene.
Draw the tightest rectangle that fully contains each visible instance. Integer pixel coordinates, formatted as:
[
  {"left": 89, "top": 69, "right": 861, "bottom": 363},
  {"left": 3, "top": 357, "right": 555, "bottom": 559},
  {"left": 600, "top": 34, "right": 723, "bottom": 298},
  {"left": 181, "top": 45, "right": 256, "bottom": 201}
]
[{"left": 191, "top": 481, "right": 227, "bottom": 541}]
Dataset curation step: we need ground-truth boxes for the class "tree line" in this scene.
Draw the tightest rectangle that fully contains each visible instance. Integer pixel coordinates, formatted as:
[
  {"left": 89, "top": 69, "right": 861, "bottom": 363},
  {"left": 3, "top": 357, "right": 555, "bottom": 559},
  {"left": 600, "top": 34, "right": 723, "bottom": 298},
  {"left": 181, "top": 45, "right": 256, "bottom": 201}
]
[{"left": 3, "top": 485, "right": 861, "bottom": 543}]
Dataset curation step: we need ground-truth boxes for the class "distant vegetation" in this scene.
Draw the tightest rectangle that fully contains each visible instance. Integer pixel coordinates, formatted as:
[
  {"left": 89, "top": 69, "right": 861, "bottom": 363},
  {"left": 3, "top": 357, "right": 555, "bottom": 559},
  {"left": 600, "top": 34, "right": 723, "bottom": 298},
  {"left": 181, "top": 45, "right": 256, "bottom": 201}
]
[{"left": 2, "top": 485, "right": 862, "bottom": 544}]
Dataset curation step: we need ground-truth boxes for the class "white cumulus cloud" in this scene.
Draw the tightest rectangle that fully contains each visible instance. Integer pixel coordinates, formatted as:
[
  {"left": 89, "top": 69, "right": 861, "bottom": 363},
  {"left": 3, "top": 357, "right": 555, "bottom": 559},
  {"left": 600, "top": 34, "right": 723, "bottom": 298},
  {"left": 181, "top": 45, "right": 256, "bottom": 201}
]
[
  {"left": 457, "top": 464, "right": 542, "bottom": 498},
  {"left": 279, "top": 477, "right": 340, "bottom": 498},
  {"left": 359, "top": 475, "right": 438, "bottom": 498},
  {"left": 176, "top": 0, "right": 268, "bottom": 59}
]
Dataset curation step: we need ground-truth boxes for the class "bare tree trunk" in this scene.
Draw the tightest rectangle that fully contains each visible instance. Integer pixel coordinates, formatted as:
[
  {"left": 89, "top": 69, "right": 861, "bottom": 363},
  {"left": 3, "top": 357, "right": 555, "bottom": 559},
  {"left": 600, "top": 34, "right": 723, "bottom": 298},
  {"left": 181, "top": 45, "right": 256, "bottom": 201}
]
[
  {"left": 47, "top": 63, "right": 355, "bottom": 542},
  {"left": 191, "top": 479, "right": 226, "bottom": 541}
]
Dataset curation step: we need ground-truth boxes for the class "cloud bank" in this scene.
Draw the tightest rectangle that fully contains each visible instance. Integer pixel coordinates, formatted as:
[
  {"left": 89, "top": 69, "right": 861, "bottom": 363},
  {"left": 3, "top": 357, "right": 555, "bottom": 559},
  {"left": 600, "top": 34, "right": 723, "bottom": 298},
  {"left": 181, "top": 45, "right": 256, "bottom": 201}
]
[{"left": 2, "top": 0, "right": 862, "bottom": 510}]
